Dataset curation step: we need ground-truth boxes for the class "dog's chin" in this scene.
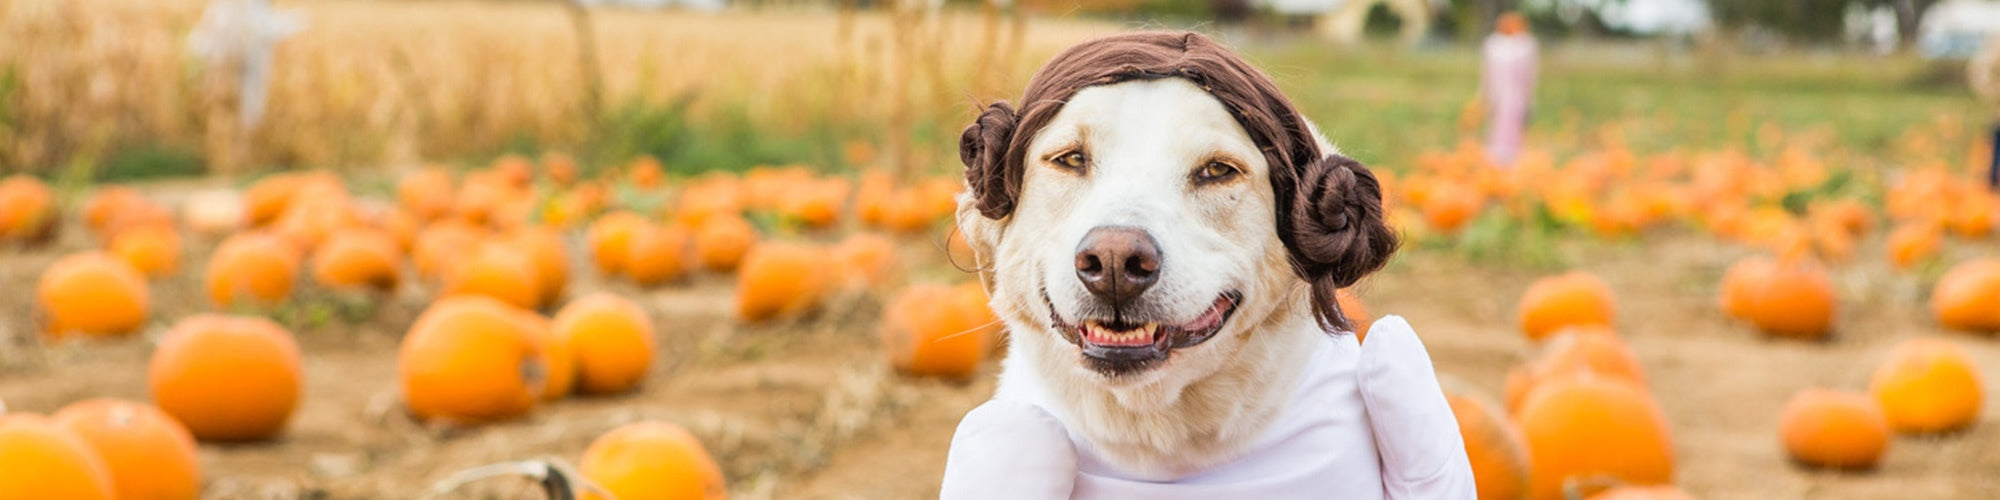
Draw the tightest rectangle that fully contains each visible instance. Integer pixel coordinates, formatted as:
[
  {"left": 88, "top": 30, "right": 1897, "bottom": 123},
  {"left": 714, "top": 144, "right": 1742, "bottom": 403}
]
[{"left": 1046, "top": 291, "right": 1242, "bottom": 380}]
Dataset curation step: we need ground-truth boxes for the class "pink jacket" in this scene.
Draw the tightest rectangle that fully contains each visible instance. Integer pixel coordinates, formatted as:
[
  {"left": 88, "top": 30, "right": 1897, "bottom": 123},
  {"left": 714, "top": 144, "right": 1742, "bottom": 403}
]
[{"left": 940, "top": 316, "right": 1477, "bottom": 499}]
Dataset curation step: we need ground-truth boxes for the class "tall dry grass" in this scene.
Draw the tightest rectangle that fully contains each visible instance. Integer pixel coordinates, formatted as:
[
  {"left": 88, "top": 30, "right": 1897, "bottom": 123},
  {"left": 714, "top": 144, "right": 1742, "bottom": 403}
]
[{"left": 0, "top": 0, "right": 1118, "bottom": 175}]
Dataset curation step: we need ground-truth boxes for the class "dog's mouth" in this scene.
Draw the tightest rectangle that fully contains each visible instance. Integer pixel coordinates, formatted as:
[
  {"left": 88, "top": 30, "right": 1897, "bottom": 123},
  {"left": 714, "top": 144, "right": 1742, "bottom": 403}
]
[{"left": 1046, "top": 291, "right": 1242, "bottom": 377}]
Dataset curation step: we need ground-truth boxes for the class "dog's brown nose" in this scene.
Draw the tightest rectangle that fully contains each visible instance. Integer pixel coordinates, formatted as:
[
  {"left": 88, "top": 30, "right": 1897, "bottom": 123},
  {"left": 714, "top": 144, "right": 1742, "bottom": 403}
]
[{"left": 1075, "top": 226, "right": 1161, "bottom": 306}]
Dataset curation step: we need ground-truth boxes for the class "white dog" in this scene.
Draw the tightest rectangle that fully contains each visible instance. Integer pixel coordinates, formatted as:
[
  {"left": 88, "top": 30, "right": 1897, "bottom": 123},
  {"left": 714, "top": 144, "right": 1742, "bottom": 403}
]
[{"left": 940, "top": 32, "right": 1474, "bottom": 499}]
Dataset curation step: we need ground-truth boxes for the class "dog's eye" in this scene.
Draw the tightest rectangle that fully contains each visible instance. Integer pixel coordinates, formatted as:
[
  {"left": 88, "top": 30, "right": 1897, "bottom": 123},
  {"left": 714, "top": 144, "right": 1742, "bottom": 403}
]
[
  {"left": 1055, "top": 151, "right": 1089, "bottom": 171},
  {"left": 1194, "top": 161, "right": 1239, "bottom": 183}
]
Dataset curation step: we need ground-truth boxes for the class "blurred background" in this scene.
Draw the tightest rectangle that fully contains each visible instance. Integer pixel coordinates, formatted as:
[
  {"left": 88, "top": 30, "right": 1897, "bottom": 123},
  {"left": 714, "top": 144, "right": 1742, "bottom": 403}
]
[{"left": 4, "top": 1, "right": 2000, "bottom": 499}]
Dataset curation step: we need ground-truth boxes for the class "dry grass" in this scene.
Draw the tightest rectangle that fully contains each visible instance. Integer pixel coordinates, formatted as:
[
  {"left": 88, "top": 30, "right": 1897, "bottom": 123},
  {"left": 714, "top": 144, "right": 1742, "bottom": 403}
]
[{"left": 0, "top": 0, "right": 1121, "bottom": 174}]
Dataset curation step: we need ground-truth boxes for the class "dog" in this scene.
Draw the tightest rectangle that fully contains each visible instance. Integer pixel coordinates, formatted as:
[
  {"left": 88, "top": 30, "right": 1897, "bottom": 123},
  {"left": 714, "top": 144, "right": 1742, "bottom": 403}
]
[{"left": 940, "top": 31, "right": 1475, "bottom": 498}]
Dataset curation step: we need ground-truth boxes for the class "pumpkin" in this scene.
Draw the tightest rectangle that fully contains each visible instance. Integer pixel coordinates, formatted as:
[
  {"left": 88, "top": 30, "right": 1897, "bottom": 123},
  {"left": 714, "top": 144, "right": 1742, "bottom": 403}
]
[
  {"left": 743, "top": 166, "right": 810, "bottom": 212},
  {"left": 0, "top": 414, "right": 115, "bottom": 500},
  {"left": 269, "top": 185, "right": 357, "bottom": 251},
  {"left": 628, "top": 156, "right": 666, "bottom": 189},
  {"left": 578, "top": 421, "right": 727, "bottom": 500},
  {"left": 625, "top": 223, "right": 693, "bottom": 286},
  {"left": 1336, "top": 288, "right": 1373, "bottom": 341},
  {"left": 586, "top": 211, "right": 648, "bottom": 275},
  {"left": 735, "top": 242, "right": 833, "bottom": 322},
  {"left": 310, "top": 228, "right": 403, "bottom": 292},
  {"left": 397, "top": 167, "right": 456, "bottom": 221},
  {"left": 83, "top": 187, "right": 145, "bottom": 235},
  {"left": 110, "top": 225, "right": 183, "bottom": 278},
  {"left": 1421, "top": 181, "right": 1485, "bottom": 234},
  {"left": 1444, "top": 387, "right": 1530, "bottom": 500},
  {"left": 1930, "top": 258, "right": 2000, "bottom": 332},
  {"left": 505, "top": 226, "right": 571, "bottom": 307},
  {"left": 442, "top": 241, "right": 544, "bottom": 310},
  {"left": 833, "top": 232, "right": 899, "bottom": 291},
  {"left": 518, "top": 311, "right": 572, "bottom": 400},
  {"left": 543, "top": 152, "right": 579, "bottom": 186},
  {"left": 880, "top": 283, "right": 998, "bottom": 380},
  {"left": 1944, "top": 190, "right": 1995, "bottom": 238},
  {"left": 1885, "top": 223, "right": 1941, "bottom": 271},
  {"left": 674, "top": 176, "right": 745, "bottom": 228},
  {"left": 413, "top": 219, "right": 489, "bottom": 280},
  {"left": 1586, "top": 486, "right": 1695, "bottom": 500},
  {"left": 97, "top": 199, "right": 176, "bottom": 246},
  {"left": 489, "top": 154, "right": 536, "bottom": 189},
  {"left": 694, "top": 215, "right": 759, "bottom": 273},
  {"left": 779, "top": 178, "right": 850, "bottom": 228},
  {"left": 53, "top": 399, "right": 203, "bottom": 500},
  {"left": 1503, "top": 327, "right": 1646, "bottom": 414},
  {"left": 855, "top": 169, "right": 894, "bottom": 228},
  {"left": 553, "top": 293, "right": 657, "bottom": 395},
  {"left": 880, "top": 188, "right": 936, "bottom": 234},
  {"left": 0, "top": 174, "right": 56, "bottom": 243},
  {"left": 149, "top": 315, "right": 302, "bottom": 442},
  {"left": 205, "top": 232, "right": 301, "bottom": 308},
  {"left": 1518, "top": 375, "right": 1675, "bottom": 500},
  {"left": 37, "top": 252, "right": 151, "bottom": 339},
  {"left": 1516, "top": 272, "right": 1618, "bottom": 341},
  {"left": 1869, "top": 338, "right": 1984, "bottom": 434},
  {"left": 242, "top": 172, "right": 337, "bottom": 228},
  {"left": 1778, "top": 388, "right": 1889, "bottom": 470},
  {"left": 1717, "top": 256, "right": 1837, "bottom": 340},
  {"left": 399, "top": 297, "right": 548, "bottom": 422},
  {"left": 450, "top": 173, "right": 509, "bottom": 225}
]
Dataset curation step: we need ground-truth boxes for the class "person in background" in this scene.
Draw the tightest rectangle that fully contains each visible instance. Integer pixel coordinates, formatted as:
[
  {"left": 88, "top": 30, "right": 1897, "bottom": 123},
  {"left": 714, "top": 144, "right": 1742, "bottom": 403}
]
[
  {"left": 1479, "top": 12, "right": 1538, "bottom": 168},
  {"left": 1972, "top": 34, "right": 2000, "bottom": 191}
]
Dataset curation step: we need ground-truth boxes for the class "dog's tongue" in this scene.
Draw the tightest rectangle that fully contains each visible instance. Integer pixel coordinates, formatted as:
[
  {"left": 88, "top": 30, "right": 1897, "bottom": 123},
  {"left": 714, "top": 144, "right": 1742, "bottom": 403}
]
[{"left": 1083, "top": 322, "right": 1156, "bottom": 347}]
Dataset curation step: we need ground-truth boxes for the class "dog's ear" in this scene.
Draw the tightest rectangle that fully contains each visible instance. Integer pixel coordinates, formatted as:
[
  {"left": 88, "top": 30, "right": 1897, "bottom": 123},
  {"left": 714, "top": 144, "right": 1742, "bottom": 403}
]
[
  {"left": 960, "top": 101, "right": 1020, "bottom": 220},
  {"left": 1283, "top": 153, "right": 1399, "bottom": 332}
]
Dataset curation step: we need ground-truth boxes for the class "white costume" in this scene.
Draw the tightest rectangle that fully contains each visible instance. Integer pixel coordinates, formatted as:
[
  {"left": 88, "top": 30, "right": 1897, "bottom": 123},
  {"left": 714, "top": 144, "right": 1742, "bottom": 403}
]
[{"left": 941, "top": 316, "right": 1476, "bottom": 499}]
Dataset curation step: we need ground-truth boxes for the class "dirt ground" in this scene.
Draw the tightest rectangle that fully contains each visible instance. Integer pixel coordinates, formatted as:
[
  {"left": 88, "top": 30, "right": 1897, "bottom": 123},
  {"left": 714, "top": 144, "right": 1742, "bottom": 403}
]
[{"left": 3, "top": 182, "right": 1998, "bottom": 499}]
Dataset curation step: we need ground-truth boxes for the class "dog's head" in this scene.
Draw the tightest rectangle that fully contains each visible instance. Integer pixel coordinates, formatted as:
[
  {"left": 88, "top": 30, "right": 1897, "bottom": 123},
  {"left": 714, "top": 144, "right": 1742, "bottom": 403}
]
[{"left": 957, "top": 32, "right": 1398, "bottom": 384}]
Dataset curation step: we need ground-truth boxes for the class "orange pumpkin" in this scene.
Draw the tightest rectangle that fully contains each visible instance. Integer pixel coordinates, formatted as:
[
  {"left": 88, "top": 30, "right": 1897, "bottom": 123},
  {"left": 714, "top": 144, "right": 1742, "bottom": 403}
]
[
  {"left": 579, "top": 421, "right": 727, "bottom": 500},
  {"left": 543, "top": 152, "right": 579, "bottom": 186},
  {"left": 553, "top": 293, "right": 657, "bottom": 395},
  {"left": 505, "top": 226, "right": 571, "bottom": 307},
  {"left": 1336, "top": 288, "right": 1373, "bottom": 341},
  {"left": 399, "top": 297, "right": 548, "bottom": 422},
  {"left": 1420, "top": 181, "right": 1485, "bottom": 234},
  {"left": 1717, "top": 256, "right": 1837, "bottom": 340},
  {"left": 1445, "top": 387, "right": 1530, "bottom": 500},
  {"left": 37, "top": 252, "right": 151, "bottom": 339},
  {"left": 833, "top": 232, "right": 899, "bottom": 291},
  {"left": 442, "top": 241, "right": 544, "bottom": 309},
  {"left": 110, "top": 225, "right": 183, "bottom": 278},
  {"left": 779, "top": 178, "right": 850, "bottom": 228},
  {"left": 1586, "top": 486, "right": 1695, "bottom": 500},
  {"left": 880, "top": 188, "right": 937, "bottom": 234},
  {"left": 149, "top": 315, "right": 302, "bottom": 442},
  {"left": 1518, "top": 375, "right": 1675, "bottom": 500},
  {"left": 694, "top": 215, "right": 759, "bottom": 273},
  {"left": 0, "top": 413, "right": 115, "bottom": 500},
  {"left": 205, "top": 232, "right": 301, "bottom": 308},
  {"left": 83, "top": 187, "right": 146, "bottom": 236},
  {"left": 242, "top": 172, "right": 332, "bottom": 228},
  {"left": 96, "top": 199, "right": 176, "bottom": 246},
  {"left": 1504, "top": 327, "right": 1646, "bottom": 414},
  {"left": 310, "top": 228, "right": 403, "bottom": 292},
  {"left": 269, "top": 185, "right": 357, "bottom": 251},
  {"left": 674, "top": 176, "right": 745, "bottom": 228},
  {"left": 880, "top": 283, "right": 999, "bottom": 380},
  {"left": 1885, "top": 223, "right": 1941, "bottom": 271},
  {"left": 397, "top": 167, "right": 457, "bottom": 221},
  {"left": 625, "top": 223, "right": 693, "bottom": 286},
  {"left": 628, "top": 156, "right": 666, "bottom": 189},
  {"left": 1869, "top": 338, "right": 1984, "bottom": 434},
  {"left": 0, "top": 174, "right": 56, "bottom": 243},
  {"left": 53, "top": 399, "right": 203, "bottom": 500},
  {"left": 586, "top": 211, "right": 648, "bottom": 276},
  {"left": 489, "top": 154, "right": 536, "bottom": 189},
  {"left": 1930, "top": 258, "right": 2000, "bottom": 332},
  {"left": 1779, "top": 388, "right": 1889, "bottom": 470},
  {"left": 1516, "top": 272, "right": 1618, "bottom": 341},
  {"left": 518, "top": 310, "right": 572, "bottom": 400},
  {"left": 855, "top": 169, "right": 894, "bottom": 228},
  {"left": 413, "top": 219, "right": 489, "bottom": 280},
  {"left": 735, "top": 242, "right": 833, "bottom": 322}
]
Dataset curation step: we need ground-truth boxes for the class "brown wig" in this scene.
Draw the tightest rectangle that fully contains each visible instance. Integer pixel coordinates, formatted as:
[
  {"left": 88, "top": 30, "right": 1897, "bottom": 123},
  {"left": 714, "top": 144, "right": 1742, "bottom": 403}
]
[{"left": 958, "top": 31, "right": 1399, "bottom": 332}]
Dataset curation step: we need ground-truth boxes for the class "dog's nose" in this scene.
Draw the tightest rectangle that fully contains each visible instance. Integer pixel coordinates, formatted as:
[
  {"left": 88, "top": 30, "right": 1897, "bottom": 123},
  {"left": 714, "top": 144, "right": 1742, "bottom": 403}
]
[{"left": 1074, "top": 226, "right": 1161, "bottom": 306}]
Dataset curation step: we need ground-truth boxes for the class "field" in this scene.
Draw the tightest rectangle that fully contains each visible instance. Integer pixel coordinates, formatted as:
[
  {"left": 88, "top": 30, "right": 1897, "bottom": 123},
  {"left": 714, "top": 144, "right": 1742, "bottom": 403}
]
[{"left": 3, "top": 3, "right": 2000, "bottom": 500}]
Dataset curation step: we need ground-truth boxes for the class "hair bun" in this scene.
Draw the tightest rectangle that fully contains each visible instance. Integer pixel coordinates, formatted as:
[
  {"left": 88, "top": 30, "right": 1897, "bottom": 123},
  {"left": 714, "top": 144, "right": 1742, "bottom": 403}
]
[
  {"left": 960, "top": 102, "right": 1020, "bottom": 219},
  {"left": 1285, "top": 154, "right": 1399, "bottom": 331}
]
